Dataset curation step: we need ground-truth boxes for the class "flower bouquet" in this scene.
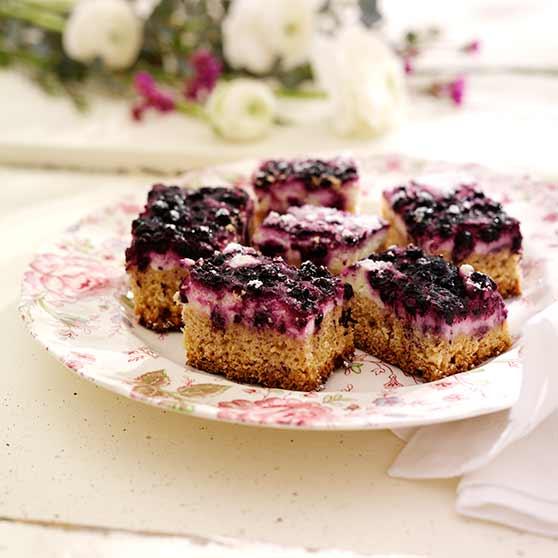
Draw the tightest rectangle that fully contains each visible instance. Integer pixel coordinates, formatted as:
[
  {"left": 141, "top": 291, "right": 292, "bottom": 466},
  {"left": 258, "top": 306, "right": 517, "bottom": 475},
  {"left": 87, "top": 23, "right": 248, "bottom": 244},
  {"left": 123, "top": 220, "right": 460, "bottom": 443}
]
[{"left": 0, "top": 0, "right": 470, "bottom": 142}]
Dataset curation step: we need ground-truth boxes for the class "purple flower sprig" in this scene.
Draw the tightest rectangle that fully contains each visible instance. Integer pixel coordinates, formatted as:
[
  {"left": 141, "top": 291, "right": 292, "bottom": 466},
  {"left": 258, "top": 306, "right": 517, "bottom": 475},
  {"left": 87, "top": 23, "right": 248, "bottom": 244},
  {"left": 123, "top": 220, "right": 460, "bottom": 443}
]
[
  {"left": 462, "top": 39, "right": 481, "bottom": 55},
  {"left": 131, "top": 72, "right": 176, "bottom": 121},
  {"left": 427, "top": 75, "right": 466, "bottom": 106},
  {"left": 131, "top": 50, "right": 222, "bottom": 121},
  {"left": 403, "top": 56, "right": 414, "bottom": 75},
  {"left": 184, "top": 49, "right": 222, "bottom": 102},
  {"left": 396, "top": 26, "right": 440, "bottom": 75}
]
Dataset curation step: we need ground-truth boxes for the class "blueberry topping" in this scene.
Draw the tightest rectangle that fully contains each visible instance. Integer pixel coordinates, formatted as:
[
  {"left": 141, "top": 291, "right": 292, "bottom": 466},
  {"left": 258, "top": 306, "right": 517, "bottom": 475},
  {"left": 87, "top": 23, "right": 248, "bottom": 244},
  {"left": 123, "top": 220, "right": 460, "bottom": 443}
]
[
  {"left": 125, "top": 184, "right": 252, "bottom": 271},
  {"left": 385, "top": 182, "right": 522, "bottom": 261},
  {"left": 364, "top": 246, "right": 506, "bottom": 326},
  {"left": 253, "top": 158, "right": 358, "bottom": 192},
  {"left": 254, "top": 206, "right": 386, "bottom": 268},
  {"left": 180, "top": 246, "right": 343, "bottom": 332}
]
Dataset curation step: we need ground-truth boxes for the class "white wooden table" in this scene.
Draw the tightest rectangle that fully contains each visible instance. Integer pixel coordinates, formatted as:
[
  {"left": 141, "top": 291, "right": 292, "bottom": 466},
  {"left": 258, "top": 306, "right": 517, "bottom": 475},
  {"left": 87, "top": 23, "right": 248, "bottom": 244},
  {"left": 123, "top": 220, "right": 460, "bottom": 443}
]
[{"left": 2, "top": 1, "right": 558, "bottom": 556}]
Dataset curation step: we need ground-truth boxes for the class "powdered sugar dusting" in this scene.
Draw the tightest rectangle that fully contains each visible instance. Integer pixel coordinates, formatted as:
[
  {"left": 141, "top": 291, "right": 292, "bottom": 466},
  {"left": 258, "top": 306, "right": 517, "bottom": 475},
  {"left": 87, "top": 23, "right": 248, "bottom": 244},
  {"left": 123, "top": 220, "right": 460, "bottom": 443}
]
[
  {"left": 358, "top": 259, "right": 393, "bottom": 272},
  {"left": 228, "top": 253, "right": 260, "bottom": 268}
]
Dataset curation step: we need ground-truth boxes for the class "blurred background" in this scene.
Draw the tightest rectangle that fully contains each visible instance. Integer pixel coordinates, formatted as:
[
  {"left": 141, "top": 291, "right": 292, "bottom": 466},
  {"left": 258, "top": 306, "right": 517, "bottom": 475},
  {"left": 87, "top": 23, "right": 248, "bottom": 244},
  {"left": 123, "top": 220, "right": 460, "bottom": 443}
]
[{"left": 1, "top": 0, "right": 557, "bottom": 176}]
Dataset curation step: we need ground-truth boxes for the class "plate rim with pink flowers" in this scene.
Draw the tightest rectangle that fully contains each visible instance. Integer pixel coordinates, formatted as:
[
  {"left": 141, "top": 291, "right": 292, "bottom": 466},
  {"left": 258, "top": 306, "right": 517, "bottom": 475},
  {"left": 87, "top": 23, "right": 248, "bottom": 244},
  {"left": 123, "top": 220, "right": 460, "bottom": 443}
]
[{"left": 19, "top": 154, "right": 558, "bottom": 430}]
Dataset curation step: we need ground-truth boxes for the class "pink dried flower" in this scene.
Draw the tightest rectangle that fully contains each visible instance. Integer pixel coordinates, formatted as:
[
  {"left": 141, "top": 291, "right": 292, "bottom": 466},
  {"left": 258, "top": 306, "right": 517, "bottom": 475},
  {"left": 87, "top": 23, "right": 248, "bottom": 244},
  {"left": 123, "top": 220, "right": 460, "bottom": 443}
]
[
  {"left": 184, "top": 49, "right": 222, "bottom": 102},
  {"left": 403, "top": 56, "right": 414, "bottom": 75},
  {"left": 462, "top": 39, "right": 481, "bottom": 54},
  {"left": 131, "top": 104, "right": 145, "bottom": 121},
  {"left": 427, "top": 75, "right": 466, "bottom": 106},
  {"left": 131, "top": 71, "right": 175, "bottom": 121},
  {"left": 448, "top": 76, "right": 466, "bottom": 105}
]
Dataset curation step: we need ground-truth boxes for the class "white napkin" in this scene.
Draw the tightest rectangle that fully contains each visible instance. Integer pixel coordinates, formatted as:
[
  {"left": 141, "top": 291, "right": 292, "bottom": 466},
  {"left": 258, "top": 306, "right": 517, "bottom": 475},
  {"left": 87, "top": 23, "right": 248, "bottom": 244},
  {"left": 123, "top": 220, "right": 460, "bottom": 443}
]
[{"left": 389, "top": 301, "right": 558, "bottom": 537}]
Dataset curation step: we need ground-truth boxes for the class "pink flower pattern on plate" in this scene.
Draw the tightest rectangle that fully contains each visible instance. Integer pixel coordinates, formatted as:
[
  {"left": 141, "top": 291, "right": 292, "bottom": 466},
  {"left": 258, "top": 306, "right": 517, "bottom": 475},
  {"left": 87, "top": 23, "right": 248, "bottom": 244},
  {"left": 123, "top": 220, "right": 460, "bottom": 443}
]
[
  {"left": 217, "top": 397, "right": 335, "bottom": 426},
  {"left": 29, "top": 253, "right": 119, "bottom": 301}
]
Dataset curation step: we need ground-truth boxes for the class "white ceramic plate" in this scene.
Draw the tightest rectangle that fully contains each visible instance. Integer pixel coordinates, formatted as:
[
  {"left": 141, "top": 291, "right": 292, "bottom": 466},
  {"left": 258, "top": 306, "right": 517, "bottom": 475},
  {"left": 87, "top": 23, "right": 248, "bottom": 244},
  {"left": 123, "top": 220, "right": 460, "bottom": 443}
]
[{"left": 19, "top": 155, "right": 557, "bottom": 430}]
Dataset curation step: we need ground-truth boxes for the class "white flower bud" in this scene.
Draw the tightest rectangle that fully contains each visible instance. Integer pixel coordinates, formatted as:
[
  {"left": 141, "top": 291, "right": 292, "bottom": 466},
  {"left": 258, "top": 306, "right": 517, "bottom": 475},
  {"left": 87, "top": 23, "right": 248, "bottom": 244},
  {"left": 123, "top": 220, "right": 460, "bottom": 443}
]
[
  {"left": 311, "top": 26, "right": 407, "bottom": 138},
  {"left": 222, "top": 0, "right": 320, "bottom": 74},
  {"left": 63, "top": 0, "right": 143, "bottom": 70},
  {"left": 207, "top": 79, "right": 277, "bottom": 142}
]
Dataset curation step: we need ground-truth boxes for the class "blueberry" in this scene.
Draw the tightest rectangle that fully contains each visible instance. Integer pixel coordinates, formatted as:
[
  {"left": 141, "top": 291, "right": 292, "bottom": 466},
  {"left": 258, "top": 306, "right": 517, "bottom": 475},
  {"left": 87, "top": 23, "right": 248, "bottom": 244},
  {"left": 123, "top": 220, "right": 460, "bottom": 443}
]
[
  {"left": 253, "top": 311, "right": 271, "bottom": 328},
  {"left": 299, "top": 242, "right": 328, "bottom": 262},
  {"left": 416, "top": 191, "right": 435, "bottom": 206},
  {"left": 312, "top": 276, "right": 336, "bottom": 296},
  {"left": 479, "top": 225, "right": 500, "bottom": 243},
  {"left": 210, "top": 308, "right": 226, "bottom": 330},
  {"left": 453, "top": 229, "right": 475, "bottom": 261},
  {"left": 470, "top": 271, "right": 495, "bottom": 290},
  {"left": 377, "top": 249, "right": 396, "bottom": 262},
  {"left": 246, "top": 279, "right": 264, "bottom": 292},
  {"left": 151, "top": 199, "right": 169, "bottom": 215},
  {"left": 259, "top": 241, "right": 286, "bottom": 258},
  {"left": 438, "top": 223, "right": 453, "bottom": 238},
  {"left": 405, "top": 246, "right": 424, "bottom": 260},
  {"left": 215, "top": 208, "right": 231, "bottom": 226},
  {"left": 392, "top": 191, "right": 410, "bottom": 212},
  {"left": 512, "top": 233, "right": 522, "bottom": 252},
  {"left": 340, "top": 308, "right": 354, "bottom": 327},
  {"left": 341, "top": 233, "right": 359, "bottom": 246}
]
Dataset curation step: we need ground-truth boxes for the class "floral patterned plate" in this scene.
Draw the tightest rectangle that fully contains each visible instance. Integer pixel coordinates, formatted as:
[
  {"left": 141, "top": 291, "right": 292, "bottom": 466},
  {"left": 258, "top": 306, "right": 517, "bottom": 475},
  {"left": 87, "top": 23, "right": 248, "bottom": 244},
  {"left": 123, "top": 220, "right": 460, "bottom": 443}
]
[{"left": 19, "top": 155, "right": 558, "bottom": 430}]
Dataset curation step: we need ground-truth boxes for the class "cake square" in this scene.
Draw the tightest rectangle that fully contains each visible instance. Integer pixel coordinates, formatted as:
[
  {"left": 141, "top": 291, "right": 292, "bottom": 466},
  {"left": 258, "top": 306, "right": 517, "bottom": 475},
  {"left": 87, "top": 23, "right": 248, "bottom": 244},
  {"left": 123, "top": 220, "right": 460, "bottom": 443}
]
[
  {"left": 178, "top": 244, "right": 354, "bottom": 391},
  {"left": 342, "top": 246, "right": 511, "bottom": 381},
  {"left": 252, "top": 205, "right": 388, "bottom": 275},
  {"left": 125, "top": 184, "right": 253, "bottom": 331},
  {"left": 382, "top": 181, "right": 522, "bottom": 297},
  {"left": 251, "top": 157, "right": 360, "bottom": 224}
]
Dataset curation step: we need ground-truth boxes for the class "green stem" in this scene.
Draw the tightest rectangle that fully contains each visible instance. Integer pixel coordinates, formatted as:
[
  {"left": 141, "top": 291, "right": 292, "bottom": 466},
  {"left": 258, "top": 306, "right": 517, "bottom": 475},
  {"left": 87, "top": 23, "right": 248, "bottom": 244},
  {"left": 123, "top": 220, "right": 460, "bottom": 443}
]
[
  {"left": 275, "top": 87, "right": 328, "bottom": 100},
  {"left": 0, "top": 47, "right": 47, "bottom": 69},
  {"left": 175, "top": 100, "right": 208, "bottom": 122},
  {"left": 274, "top": 115, "right": 294, "bottom": 126},
  {"left": 0, "top": 2, "right": 66, "bottom": 33},
  {"left": 20, "top": 0, "right": 75, "bottom": 14}
]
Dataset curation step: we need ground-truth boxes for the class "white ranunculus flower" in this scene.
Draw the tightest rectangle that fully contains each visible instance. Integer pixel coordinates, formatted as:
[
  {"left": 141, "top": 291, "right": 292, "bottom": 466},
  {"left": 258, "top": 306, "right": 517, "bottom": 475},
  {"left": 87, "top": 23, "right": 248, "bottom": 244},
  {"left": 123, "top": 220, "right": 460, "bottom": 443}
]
[
  {"left": 222, "top": 0, "right": 320, "bottom": 74},
  {"left": 264, "top": 0, "right": 319, "bottom": 70},
  {"left": 222, "top": 0, "right": 273, "bottom": 74},
  {"left": 63, "top": 0, "right": 143, "bottom": 70},
  {"left": 311, "top": 26, "right": 406, "bottom": 137},
  {"left": 207, "top": 79, "right": 277, "bottom": 142}
]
